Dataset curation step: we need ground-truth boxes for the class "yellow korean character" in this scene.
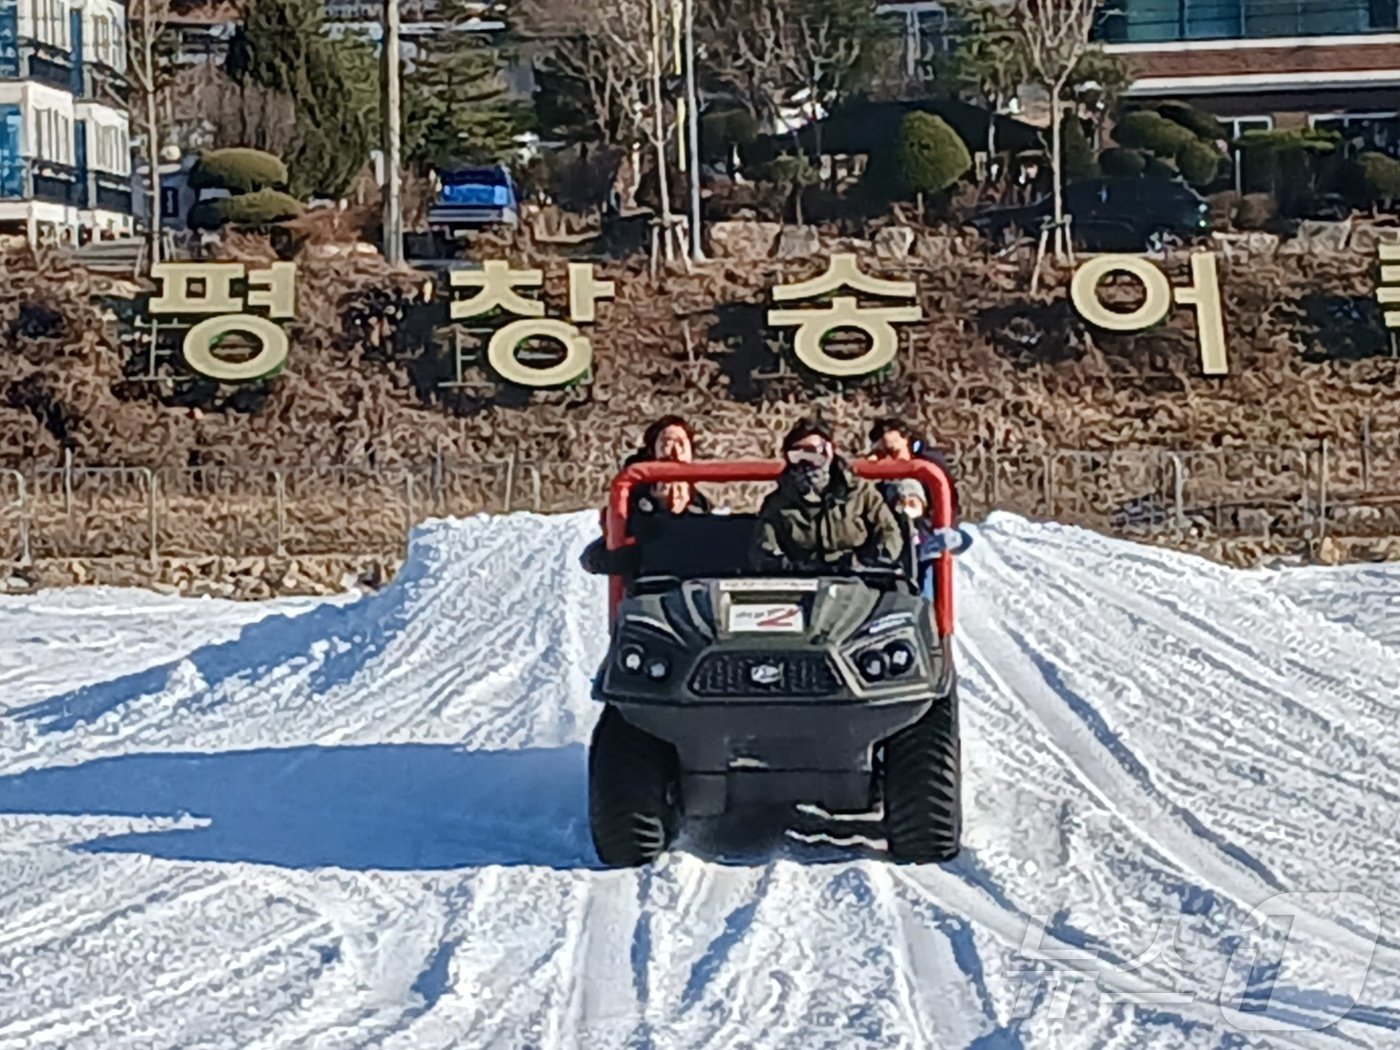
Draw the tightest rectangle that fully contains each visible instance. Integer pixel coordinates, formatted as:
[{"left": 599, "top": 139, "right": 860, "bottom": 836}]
[{"left": 1070, "top": 253, "right": 1228, "bottom": 375}]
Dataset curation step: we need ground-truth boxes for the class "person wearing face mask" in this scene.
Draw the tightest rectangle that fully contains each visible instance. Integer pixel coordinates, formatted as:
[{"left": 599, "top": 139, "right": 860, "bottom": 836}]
[
  {"left": 867, "top": 416, "right": 961, "bottom": 525},
  {"left": 886, "top": 478, "right": 972, "bottom": 598},
  {"left": 750, "top": 417, "right": 903, "bottom": 573},
  {"left": 581, "top": 414, "right": 711, "bottom": 577}
]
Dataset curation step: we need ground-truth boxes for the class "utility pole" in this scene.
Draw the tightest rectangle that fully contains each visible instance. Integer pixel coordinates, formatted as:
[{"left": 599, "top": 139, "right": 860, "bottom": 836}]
[
  {"left": 684, "top": 0, "right": 703, "bottom": 261},
  {"left": 382, "top": 0, "right": 404, "bottom": 266}
]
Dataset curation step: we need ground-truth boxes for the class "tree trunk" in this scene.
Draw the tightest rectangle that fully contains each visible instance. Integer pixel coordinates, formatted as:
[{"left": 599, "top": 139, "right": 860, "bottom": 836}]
[
  {"left": 649, "top": 0, "right": 673, "bottom": 261},
  {"left": 144, "top": 38, "right": 163, "bottom": 266},
  {"left": 986, "top": 95, "right": 997, "bottom": 173},
  {"left": 1049, "top": 90, "right": 1065, "bottom": 260}
]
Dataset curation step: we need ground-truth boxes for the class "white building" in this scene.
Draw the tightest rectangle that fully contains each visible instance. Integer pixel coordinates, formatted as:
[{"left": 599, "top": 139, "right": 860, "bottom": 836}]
[{"left": 0, "top": 0, "right": 133, "bottom": 245}]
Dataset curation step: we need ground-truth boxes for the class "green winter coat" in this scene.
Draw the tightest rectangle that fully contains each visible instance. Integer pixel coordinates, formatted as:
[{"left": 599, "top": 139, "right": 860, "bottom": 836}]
[{"left": 750, "top": 458, "right": 904, "bottom": 569}]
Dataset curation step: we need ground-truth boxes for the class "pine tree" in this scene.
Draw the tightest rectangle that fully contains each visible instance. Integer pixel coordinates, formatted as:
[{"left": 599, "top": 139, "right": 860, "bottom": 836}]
[
  {"left": 226, "top": 0, "right": 379, "bottom": 198},
  {"left": 402, "top": 2, "right": 532, "bottom": 172}
]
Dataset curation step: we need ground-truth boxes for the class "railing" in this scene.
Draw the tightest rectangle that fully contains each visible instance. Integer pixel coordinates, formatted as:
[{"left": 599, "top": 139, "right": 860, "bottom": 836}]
[
  {"left": 0, "top": 440, "right": 1396, "bottom": 569},
  {"left": 0, "top": 157, "right": 85, "bottom": 205},
  {"left": 93, "top": 173, "right": 132, "bottom": 214}
]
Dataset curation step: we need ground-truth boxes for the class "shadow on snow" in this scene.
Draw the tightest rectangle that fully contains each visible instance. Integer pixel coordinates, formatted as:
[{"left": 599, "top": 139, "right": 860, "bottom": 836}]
[
  {"left": 0, "top": 742, "right": 596, "bottom": 871},
  {"left": 6, "top": 544, "right": 440, "bottom": 734}
]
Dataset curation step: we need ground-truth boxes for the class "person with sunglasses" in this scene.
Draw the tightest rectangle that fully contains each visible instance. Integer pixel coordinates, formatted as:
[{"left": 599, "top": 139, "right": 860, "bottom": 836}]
[{"left": 750, "top": 417, "right": 903, "bottom": 573}]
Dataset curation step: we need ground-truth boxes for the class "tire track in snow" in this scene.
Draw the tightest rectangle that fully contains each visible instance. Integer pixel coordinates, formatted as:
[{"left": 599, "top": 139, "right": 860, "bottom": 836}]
[
  {"left": 962, "top": 529, "right": 1400, "bottom": 980},
  {"left": 889, "top": 867, "right": 1336, "bottom": 1050}
]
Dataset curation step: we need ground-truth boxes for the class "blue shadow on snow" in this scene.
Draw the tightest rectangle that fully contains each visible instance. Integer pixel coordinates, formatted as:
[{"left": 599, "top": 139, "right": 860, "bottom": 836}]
[
  {"left": 7, "top": 550, "right": 437, "bottom": 734},
  {"left": 0, "top": 743, "right": 595, "bottom": 870}
]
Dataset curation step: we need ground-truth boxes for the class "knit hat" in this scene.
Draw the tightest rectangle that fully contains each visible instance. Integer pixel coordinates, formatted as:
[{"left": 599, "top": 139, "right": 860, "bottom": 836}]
[{"left": 890, "top": 478, "right": 926, "bottom": 504}]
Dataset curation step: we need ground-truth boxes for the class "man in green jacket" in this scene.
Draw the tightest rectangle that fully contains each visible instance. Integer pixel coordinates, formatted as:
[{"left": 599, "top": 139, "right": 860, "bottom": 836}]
[{"left": 750, "top": 417, "right": 905, "bottom": 571}]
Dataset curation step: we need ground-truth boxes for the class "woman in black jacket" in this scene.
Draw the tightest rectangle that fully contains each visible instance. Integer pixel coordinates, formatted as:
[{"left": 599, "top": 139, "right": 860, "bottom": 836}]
[{"left": 580, "top": 415, "right": 711, "bottom": 575}]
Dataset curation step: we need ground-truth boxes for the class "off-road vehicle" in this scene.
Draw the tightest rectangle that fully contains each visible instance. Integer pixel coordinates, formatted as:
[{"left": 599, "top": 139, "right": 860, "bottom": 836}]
[{"left": 586, "top": 458, "right": 962, "bottom": 866}]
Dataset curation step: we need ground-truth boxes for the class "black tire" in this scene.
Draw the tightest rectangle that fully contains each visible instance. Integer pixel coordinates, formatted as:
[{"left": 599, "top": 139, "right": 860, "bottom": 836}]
[
  {"left": 588, "top": 704, "right": 680, "bottom": 867},
  {"left": 881, "top": 689, "right": 962, "bottom": 863}
]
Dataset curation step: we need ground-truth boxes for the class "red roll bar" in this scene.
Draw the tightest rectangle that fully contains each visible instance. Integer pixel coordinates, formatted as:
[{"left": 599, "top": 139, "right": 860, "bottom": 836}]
[{"left": 604, "top": 458, "right": 955, "bottom": 637}]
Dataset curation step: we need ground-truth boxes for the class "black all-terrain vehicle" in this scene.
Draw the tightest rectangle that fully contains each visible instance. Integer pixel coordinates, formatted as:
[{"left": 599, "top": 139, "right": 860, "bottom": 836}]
[{"left": 586, "top": 457, "right": 963, "bottom": 867}]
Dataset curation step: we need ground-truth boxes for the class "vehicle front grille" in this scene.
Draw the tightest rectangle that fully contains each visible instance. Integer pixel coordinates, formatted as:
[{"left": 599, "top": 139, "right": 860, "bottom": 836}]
[{"left": 689, "top": 651, "right": 842, "bottom": 698}]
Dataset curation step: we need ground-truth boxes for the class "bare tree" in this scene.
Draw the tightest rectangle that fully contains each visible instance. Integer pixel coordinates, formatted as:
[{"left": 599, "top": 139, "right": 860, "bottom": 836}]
[
  {"left": 1009, "top": 0, "right": 1100, "bottom": 259},
  {"left": 125, "top": 0, "right": 178, "bottom": 264},
  {"left": 943, "top": 0, "right": 1026, "bottom": 169},
  {"left": 696, "top": 0, "right": 887, "bottom": 180},
  {"left": 517, "top": 0, "right": 671, "bottom": 217}
]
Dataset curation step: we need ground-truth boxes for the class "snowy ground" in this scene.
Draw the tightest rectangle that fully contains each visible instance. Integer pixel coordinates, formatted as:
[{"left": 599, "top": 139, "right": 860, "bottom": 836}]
[{"left": 0, "top": 510, "right": 1397, "bottom": 1049}]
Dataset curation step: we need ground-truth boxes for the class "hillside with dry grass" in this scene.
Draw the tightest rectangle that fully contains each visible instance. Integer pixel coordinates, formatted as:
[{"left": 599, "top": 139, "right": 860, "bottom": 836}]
[{"left": 4, "top": 230, "right": 1396, "bottom": 469}]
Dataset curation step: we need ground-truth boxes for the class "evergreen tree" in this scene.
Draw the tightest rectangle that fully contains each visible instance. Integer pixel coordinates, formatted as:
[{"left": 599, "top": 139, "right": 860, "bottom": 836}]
[
  {"left": 896, "top": 111, "right": 972, "bottom": 213},
  {"left": 403, "top": 3, "right": 532, "bottom": 172},
  {"left": 226, "top": 0, "right": 379, "bottom": 198}
]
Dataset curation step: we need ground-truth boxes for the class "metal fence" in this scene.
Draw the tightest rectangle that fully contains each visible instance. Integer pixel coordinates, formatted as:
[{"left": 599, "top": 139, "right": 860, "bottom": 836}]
[{"left": 0, "top": 440, "right": 1397, "bottom": 568}]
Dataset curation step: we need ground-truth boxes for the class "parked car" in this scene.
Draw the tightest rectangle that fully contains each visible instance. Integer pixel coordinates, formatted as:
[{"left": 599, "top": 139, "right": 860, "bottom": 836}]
[
  {"left": 968, "top": 176, "right": 1211, "bottom": 252},
  {"left": 426, "top": 163, "right": 520, "bottom": 235}
]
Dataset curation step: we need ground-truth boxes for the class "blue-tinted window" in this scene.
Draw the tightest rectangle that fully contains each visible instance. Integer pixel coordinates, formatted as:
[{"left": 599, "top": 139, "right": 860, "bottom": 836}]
[
  {"left": 0, "top": 0, "right": 17, "bottom": 76},
  {"left": 1096, "top": 0, "right": 1393, "bottom": 41},
  {"left": 0, "top": 103, "right": 21, "bottom": 197}
]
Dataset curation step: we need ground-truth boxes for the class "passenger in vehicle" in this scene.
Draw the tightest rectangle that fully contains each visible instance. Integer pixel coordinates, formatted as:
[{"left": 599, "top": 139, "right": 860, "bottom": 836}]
[
  {"left": 750, "top": 417, "right": 903, "bottom": 572},
  {"left": 581, "top": 414, "right": 711, "bottom": 576},
  {"left": 886, "top": 478, "right": 970, "bottom": 598},
  {"left": 867, "top": 416, "right": 961, "bottom": 523}
]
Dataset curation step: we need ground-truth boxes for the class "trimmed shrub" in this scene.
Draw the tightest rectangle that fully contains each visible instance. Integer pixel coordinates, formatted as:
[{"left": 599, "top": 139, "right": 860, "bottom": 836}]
[
  {"left": 188, "top": 148, "right": 289, "bottom": 193},
  {"left": 1113, "top": 111, "right": 1197, "bottom": 157},
  {"left": 1359, "top": 151, "right": 1400, "bottom": 203},
  {"left": 1152, "top": 100, "right": 1226, "bottom": 143},
  {"left": 188, "top": 189, "right": 305, "bottom": 230},
  {"left": 1177, "top": 139, "right": 1226, "bottom": 188},
  {"left": 897, "top": 112, "right": 972, "bottom": 208},
  {"left": 1099, "top": 147, "right": 1147, "bottom": 176}
]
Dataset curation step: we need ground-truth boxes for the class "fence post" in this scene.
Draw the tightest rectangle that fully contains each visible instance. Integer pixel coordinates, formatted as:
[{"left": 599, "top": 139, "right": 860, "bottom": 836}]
[
  {"left": 530, "top": 465, "right": 542, "bottom": 512},
  {"left": 13, "top": 472, "right": 30, "bottom": 567},
  {"left": 1168, "top": 452, "right": 1185, "bottom": 535},
  {"left": 274, "top": 470, "right": 287, "bottom": 557},
  {"left": 1361, "top": 416, "right": 1372, "bottom": 492},
  {"left": 1298, "top": 447, "right": 1312, "bottom": 541},
  {"left": 432, "top": 448, "right": 444, "bottom": 515},
  {"left": 1318, "top": 438, "right": 1329, "bottom": 541},
  {"left": 1042, "top": 453, "right": 1055, "bottom": 519},
  {"left": 62, "top": 446, "right": 72, "bottom": 516},
  {"left": 144, "top": 468, "right": 159, "bottom": 572},
  {"left": 503, "top": 451, "right": 516, "bottom": 514},
  {"left": 404, "top": 471, "right": 417, "bottom": 535},
  {"left": 988, "top": 447, "right": 999, "bottom": 506}
]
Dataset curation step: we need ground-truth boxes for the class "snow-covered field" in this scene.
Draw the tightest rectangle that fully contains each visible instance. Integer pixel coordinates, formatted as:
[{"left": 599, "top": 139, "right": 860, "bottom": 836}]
[{"left": 0, "top": 509, "right": 1397, "bottom": 1049}]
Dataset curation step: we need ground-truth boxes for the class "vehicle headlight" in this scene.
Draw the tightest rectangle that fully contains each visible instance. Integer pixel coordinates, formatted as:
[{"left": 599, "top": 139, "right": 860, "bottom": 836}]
[
  {"left": 645, "top": 657, "right": 671, "bottom": 681},
  {"left": 885, "top": 641, "right": 915, "bottom": 674},
  {"left": 858, "top": 650, "right": 888, "bottom": 682},
  {"left": 618, "top": 644, "right": 645, "bottom": 674}
]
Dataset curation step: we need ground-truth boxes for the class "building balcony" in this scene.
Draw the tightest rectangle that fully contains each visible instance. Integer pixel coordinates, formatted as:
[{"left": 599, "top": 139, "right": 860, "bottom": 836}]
[
  {"left": 14, "top": 38, "right": 77, "bottom": 93},
  {"left": 80, "top": 61, "right": 129, "bottom": 106},
  {"left": 93, "top": 169, "right": 132, "bottom": 213}
]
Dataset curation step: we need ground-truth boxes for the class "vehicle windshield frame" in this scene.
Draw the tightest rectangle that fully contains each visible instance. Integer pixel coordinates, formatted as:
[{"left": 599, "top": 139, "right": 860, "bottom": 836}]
[{"left": 605, "top": 458, "right": 955, "bottom": 637}]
